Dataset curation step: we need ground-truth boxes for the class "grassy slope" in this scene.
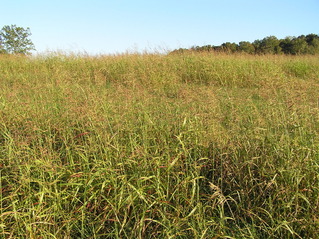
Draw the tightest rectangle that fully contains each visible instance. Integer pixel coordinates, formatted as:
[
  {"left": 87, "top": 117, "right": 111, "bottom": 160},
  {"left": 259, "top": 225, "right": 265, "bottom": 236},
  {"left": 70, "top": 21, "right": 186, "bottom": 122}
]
[{"left": 0, "top": 53, "right": 319, "bottom": 238}]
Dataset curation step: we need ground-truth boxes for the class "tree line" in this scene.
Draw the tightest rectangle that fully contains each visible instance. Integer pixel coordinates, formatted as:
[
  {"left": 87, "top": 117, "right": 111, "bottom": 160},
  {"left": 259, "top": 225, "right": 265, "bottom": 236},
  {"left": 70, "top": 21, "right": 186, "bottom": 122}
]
[
  {"left": 171, "top": 34, "right": 319, "bottom": 55},
  {"left": 1, "top": 25, "right": 318, "bottom": 56}
]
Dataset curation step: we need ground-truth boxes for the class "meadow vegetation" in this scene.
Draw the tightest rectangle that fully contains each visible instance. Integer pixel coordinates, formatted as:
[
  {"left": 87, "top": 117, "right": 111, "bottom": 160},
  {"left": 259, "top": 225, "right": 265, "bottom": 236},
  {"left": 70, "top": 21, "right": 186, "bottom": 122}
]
[{"left": 0, "top": 52, "right": 319, "bottom": 238}]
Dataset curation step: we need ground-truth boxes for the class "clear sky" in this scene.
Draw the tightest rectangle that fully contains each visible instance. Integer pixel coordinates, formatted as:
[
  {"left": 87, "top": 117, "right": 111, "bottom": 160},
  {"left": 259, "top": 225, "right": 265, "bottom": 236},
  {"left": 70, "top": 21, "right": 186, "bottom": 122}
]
[{"left": 1, "top": 0, "right": 318, "bottom": 55}]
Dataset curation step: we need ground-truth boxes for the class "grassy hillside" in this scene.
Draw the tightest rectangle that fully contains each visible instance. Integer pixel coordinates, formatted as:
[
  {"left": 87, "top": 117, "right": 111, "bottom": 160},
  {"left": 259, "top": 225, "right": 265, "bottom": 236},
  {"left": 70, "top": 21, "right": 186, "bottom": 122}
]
[{"left": 0, "top": 53, "right": 319, "bottom": 238}]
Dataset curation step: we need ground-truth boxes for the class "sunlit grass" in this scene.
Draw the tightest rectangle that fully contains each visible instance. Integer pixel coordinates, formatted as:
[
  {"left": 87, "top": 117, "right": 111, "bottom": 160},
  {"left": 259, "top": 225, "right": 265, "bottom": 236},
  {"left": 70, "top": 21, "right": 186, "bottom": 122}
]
[{"left": 0, "top": 52, "right": 319, "bottom": 238}]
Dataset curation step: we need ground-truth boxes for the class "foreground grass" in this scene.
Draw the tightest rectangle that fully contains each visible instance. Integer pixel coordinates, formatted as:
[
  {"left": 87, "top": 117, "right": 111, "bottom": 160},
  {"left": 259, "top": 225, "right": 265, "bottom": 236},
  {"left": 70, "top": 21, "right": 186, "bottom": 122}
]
[{"left": 0, "top": 52, "right": 319, "bottom": 238}]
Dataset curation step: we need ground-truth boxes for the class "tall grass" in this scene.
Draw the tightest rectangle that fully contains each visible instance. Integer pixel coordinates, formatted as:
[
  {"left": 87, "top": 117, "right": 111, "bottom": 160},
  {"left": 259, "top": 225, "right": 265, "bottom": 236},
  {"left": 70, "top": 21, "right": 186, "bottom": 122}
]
[{"left": 0, "top": 52, "right": 319, "bottom": 238}]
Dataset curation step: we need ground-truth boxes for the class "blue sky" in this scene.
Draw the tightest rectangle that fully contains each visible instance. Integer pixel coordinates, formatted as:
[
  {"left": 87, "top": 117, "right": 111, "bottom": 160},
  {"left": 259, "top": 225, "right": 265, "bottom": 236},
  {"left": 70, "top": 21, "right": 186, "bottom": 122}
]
[{"left": 1, "top": 0, "right": 318, "bottom": 54}]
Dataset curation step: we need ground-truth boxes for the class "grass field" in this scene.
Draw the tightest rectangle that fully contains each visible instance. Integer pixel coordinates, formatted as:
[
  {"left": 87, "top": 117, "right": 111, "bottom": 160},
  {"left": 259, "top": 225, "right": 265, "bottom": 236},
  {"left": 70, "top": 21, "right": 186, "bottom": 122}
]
[{"left": 0, "top": 52, "right": 319, "bottom": 238}]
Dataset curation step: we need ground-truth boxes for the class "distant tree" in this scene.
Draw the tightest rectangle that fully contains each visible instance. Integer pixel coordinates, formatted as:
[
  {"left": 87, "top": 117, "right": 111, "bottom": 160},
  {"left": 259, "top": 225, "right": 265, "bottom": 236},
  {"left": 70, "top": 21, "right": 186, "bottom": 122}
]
[
  {"left": 258, "top": 36, "right": 282, "bottom": 54},
  {"left": 0, "top": 25, "right": 35, "bottom": 55},
  {"left": 199, "top": 45, "right": 215, "bottom": 52},
  {"left": 190, "top": 45, "right": 219, "bottom": 52},
  {"left": 252, "top": 39, "right": 262, "bottom": 54},
  {"left": 279, "top": 37, "right": 293, "bottom": 54},
  {"left": 305, "top": 34, "right": 318, "bottom": 45},
  {"left": 0, "top": 35, "right": 6, "bottom": 54},
  {"left": 238, "top": 41, "right": 255, "bottom": 54},
  {"left": 305, "top": 33, "right": 319, "bottom": 54},
  {"left": 290, "top": 36, "right": 308, "bottom": 55},
  {"left": 221, "top": 42, "right": 238, "bottom": 53},
  {"left": 169, "top": 33, "right": 319, "bottom": 55},
  {"left": 169, "top": 48, "right": 189, "bottom": 54}
]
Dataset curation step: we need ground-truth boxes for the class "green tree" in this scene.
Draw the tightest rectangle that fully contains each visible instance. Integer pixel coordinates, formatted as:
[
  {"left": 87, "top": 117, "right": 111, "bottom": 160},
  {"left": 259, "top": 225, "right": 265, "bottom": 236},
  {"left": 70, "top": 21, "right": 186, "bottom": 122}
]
[
  {"left": 258, "top": 36, "right": 282, "bottom": 54},
  {"left": 291, "top": 36, "right": 308, "bottom": 55},
  {"left": 221, "top": 42, "right": 238, "bottom": 53},
  {"left": 305, "top": 34, "right": 319, "bottom": 54},
  {"left": 170, "top": 33, "right": 319, "bottom": 55},
  {"left": 0, "top": 36, "right": 6, "bottom": 54},
  {"left": 238, "top": 41, "right": 255, "bottom": 54},
  {"left": 0, "top": 24, "right": 35, "bottom": 55},
  {"left": 279, "top": 37, "right": 294, "bottom": 54},
  {"left": 252, "top": 39, "right": 262, "bottom": 54}
]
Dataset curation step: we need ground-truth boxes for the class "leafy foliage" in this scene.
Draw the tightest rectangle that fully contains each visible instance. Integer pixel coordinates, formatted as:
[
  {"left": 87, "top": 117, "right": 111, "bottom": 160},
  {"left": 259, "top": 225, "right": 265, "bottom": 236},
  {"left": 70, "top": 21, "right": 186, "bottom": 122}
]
[
  {"left": 171, "top": 34, "right": 319, "bottom": 55},
  {"left": 0, "top": 24, "right": 35, "bottom": 55}
]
